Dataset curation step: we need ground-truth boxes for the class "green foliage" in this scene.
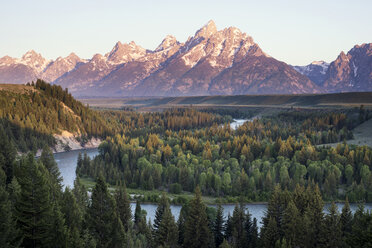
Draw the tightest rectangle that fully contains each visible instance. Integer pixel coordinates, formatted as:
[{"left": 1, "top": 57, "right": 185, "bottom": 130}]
[
  {"left": 213, "top": 204, "right": 225, "bottom": 248},
  {"left": 0, "top": 80, "right": 110, "bottom": 152},
  {"left": 14, "top": 154, "right": 55, "bottom": 247},
  {"left": 87, "top": 176, "right": 123, "bottom": 248},
  {"left": 156, "top": 201, "right": 179, "bottom": 248},
  {"left": 184, "top": 186, "right": 212, "bottom": 248},
  {"left": 77, "top": 108, "right": 372, "bottom": 202},
  {"left": 114, "top": 182, "right": 132, "bottom": 232},
  {"left": 0, "top": 167, "right": 21, "bottom": 248}
]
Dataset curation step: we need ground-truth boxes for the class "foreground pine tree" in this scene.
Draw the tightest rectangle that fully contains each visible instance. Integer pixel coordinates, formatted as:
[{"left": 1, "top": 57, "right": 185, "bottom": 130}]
[
  {"left": 40, "top": 146, "right": 63, "bottom": 200},
  {"left": 0, "top": 168, "right": 21, "bottom": 248},
  {"left": 213, "top": 203, "right": 225, "bottom": 248},
  {"left": 184, "top": 186, "right": 212, "bottom": 248},
  {"left": 153, "top": 192, "right": 169, "bottom": 243},
  {"left": 156, "top": 201, "right": 178, "bottom": 247},
  {"left": 14, "top": 154, "right": 55, "bottom": 247},
  {"left": 340, "top": 197, "right": 352, "bottom": 246},
  {"left": 87, "top": 175, "right": 125, "bottom": 248},
  {"left": 114, "top": 182, "right": 132, "bottom": 232},
  {"left": 324, "top": 202, "right": 342, "bottom": 247}
]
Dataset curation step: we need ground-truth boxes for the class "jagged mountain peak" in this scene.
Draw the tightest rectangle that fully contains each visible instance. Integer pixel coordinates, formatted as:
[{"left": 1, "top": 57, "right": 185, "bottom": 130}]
[
  {"left": 20, "top": 50, "right": 50, "bottom": 74},
  {"left": 155, "top": 35, "right": 178, "bottom": 52},
  {"left": 195, "top": 20, "right": 218, "bottom": 39},
  {"left": 105, "top": 41, "right": 146, "bottom": 64},
  {"left": 22, "top": 49, "right": 39, "bottom": 58},
  {"left": 338, "top": 51, "right": 349, "bottom": 61},
  {"left": 91, "top": 53, "right": 106, "bottom": 61},
  {"left": 323, "top": 42, "right": 372, "bottom": 92},
  {"left": 1, "top": 22, "right": 370, "bottom": 95},
  {"left": 66, "top": 52, "right": 81, "bottom": 60},
  {"left": 21, "top": 50, "right": 46, "bottom": 62}
]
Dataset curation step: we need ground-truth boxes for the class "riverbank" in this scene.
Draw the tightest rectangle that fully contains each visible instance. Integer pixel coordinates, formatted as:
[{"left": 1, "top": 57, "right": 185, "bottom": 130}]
[
  {"left": 79, "top": 177, "right": 267, "bottom": 205},
  {"left": 79, "top": 176, "right": 370, "bottom": 205},
  {"left": 53, "top": 131, "right": 102, "bottom": 153},
  {"left": 35, "top": 134, "right": 101, "bottom": 157}
]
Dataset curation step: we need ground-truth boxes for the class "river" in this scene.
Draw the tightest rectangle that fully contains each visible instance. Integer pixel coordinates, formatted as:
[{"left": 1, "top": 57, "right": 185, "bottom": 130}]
[
  {"left": 54, "top": 148, "right": 372, "bottom": 227},
  {"left": 230, "top": 116, "right": 259, "bottom": 130},
  {"left": 54, "top": 148, "right": 99, "bottom": 188}
]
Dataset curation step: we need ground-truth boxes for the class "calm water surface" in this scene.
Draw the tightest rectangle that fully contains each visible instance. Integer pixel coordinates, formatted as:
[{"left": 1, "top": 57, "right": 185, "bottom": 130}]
[
  {"left": 55, "top": 148, "right": 372, "bottom": 227},
  {"left": 54, "top": 148, "right": 99, "bottom": 188}
]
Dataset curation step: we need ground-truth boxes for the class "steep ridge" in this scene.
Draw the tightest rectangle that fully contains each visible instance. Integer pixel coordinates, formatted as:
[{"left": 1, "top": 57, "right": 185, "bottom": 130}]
[
  {"left": 0, "top": 22, "right": 370, "bottom": 96},
  {"left": 323, "top": 43, "right": 372, "bottom": 92}
]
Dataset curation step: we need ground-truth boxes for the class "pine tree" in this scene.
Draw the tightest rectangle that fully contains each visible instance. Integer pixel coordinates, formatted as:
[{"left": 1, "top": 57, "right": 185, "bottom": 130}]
[
  {"left": 40, "top": 145, "right": 63, "bottom": 188},
  {"left": 134, "top": 200, "right": 142, "bottom": 226},
  {"left": 262, "top": 217, "right": 279, "bottom": 248},
  {"left": 184, "top": 186, "right": 212, "bottom": 248},
  {"left": 156, "top": 201, "right": 178, "bottom": 248},
  {"left": 219, "top": 239, "right": 232, "bottom": 248},
  {"left": 214, "top": 203, "right": 225, "bottom": 248},
  {"left": 153, "top": 192, "right": 168, "bottom": 233},
  {"left": 340, "top": 198, "right": 352, "bottom": 247},
  {"left": 324, "top": 202, "right": 342, "bottom": 247},
  {"left": 114, "top": 182, "right": 132, "bottom": 232},
  {"left": 245, "top": 210, "right": 258, "bottom": 248},
  {"left": 304, "top": 184, "right": 325, "bottom": 248},
  {"left": 224, "top": 215, "right": 233, "bottom": 243},
  {"left": 73, "top": 176, "right": 89, "bottom": 213},
  {"left": 110, "top": 216, "right": 126, "bottom": 248},
  {"left": 249, "top": 218, "right": 259, "bottom": 248},
  {"left": 177, "top": 202, "right": 190, "bottom": 246},
  {"left": 7, "top": 177, "right": 21, "bottom": 211},
  {"left": 14, "top": 154, "right": 54, "bottom": 248},
  {"left": 282, "top": 200, "right": 301, "bottom": 247},
  {"left": 49, "top": 203, "right": 68, "bottom": 248},
  {"left": 87, "top": 175, "right": 119, "bottom": 248},
  {"left": 231, "top": 203, "right": 246, "bottom": 248},
  {"left": 0, "top": 126, "right": 16, "bottom": 184},
  {"left": 61, "top": 188, "right": 84, "bottom": 247},
  {"left": 349, "top": 204, "right": 372, "bottom": 247},
  {"left": 0, "top": 168, "right": 21, "bottom": 248}
]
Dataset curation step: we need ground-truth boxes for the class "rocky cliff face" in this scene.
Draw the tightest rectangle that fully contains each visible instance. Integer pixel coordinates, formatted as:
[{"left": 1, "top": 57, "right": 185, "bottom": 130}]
[
  {"left": 0, "top": 21, "right": 370, "bottom": 96},
  {"left": 323, "top": 43, "right": 372, "bottom": 92}
]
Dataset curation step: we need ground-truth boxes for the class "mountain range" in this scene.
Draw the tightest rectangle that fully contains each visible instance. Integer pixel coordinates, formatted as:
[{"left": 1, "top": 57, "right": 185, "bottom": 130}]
[{"left": 0, "top": 20, "right": 371, "bottom": 97}]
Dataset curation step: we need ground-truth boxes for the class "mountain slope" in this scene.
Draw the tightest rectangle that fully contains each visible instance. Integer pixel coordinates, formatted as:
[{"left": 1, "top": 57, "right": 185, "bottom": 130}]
[
  {"left": 323, "top": 43, "right": 372, "bottom": 92},
  {"left": 127, "top": 21, "right": 320, "bottom": 96},
  {"left": 0, "top": 22, "right": 370, "bottom": 96}
]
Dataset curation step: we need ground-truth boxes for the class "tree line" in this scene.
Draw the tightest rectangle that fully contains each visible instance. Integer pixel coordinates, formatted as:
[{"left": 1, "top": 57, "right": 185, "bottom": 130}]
[
  {"left": 1, "top": 143, "right": 371, "bottom": 247},
  {"left": 0, "top": 80, "right": 227, "bottom": 153},
  {"left": 77, "top": 109, "right": 372, "bottom": 202}
]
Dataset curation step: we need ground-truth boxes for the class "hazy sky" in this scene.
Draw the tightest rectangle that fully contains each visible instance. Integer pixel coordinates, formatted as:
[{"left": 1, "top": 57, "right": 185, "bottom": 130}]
[{"left": 1, "top": 0, "right": 371, "bottom": 65}]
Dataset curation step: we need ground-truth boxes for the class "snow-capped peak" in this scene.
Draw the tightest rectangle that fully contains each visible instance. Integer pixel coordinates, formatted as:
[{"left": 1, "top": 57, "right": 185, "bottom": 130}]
[
  {"left": 311, "top": 60, "right": 328, "bottom": 66},
  {"left": 155, "top": 35, "right": 178, "bottom": 52},
  {"left": 195, "top": 20, "right": 217, "bottom": 39},
  {"left": 105, "top": 41, "right": 146, "bottom": 64},
  {"left": 20, "top": 50, "right": 51, "bottom": 73}
]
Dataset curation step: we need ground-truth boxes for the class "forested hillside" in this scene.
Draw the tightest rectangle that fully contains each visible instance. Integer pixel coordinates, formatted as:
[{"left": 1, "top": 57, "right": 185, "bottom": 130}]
[{"left": 0, "top": 80, "right": 109, "bottom": 152}]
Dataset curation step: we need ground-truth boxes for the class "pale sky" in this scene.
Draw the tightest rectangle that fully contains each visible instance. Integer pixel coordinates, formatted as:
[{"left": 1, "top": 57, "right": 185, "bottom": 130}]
[{"left": 0, "top": 0, "right": 371, "bottom": 65}]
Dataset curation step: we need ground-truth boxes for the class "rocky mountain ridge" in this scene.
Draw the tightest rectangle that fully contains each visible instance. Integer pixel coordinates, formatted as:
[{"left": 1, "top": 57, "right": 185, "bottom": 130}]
[{"left": 0, "top": 21, "right": 370, "bottom": 96}]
